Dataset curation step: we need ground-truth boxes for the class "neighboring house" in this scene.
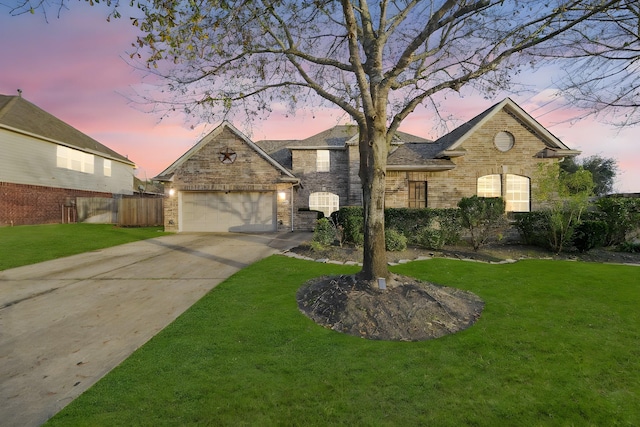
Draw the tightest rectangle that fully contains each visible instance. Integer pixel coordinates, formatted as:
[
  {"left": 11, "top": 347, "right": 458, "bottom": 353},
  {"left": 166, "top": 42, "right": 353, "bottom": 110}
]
[
  {"left": 156, "top": 98, "right": 580, "bottom": 232},
  {"left": 0, "top": 94, "right": 136, "bottom": 226}
]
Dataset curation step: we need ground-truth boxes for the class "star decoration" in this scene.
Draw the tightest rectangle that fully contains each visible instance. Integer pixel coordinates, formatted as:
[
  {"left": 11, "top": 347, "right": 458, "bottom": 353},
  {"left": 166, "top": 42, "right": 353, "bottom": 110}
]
[{"left": 218, "top": 147, "right": 237, "bottom": 164}]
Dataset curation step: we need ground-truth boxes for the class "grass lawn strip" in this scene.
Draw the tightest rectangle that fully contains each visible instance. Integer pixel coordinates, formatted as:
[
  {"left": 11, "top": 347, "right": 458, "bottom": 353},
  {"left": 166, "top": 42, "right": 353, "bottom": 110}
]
[
  {"left": 0, "top": 224, "right": 170, "bottom": 270},
  {"left": 47, "top": 256, "right": 639, "bottom": 426}
]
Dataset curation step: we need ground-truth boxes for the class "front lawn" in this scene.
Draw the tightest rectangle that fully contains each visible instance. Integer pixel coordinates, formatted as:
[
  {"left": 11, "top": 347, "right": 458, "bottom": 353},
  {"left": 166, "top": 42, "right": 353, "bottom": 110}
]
[
  {"left": 0, "top": 224, "right": 170, "bottom": 270},
  {"left": 47, "top": 256, "right": 639, "bottom": 426}
]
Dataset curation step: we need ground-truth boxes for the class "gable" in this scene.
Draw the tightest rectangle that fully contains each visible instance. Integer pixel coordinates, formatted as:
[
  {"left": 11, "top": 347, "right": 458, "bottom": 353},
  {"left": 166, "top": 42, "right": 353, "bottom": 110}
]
[
  {"left": 433, "top": 98, "right": 580, "bottom": 159},
  {"left": 155, "top": 121, "right": 297, "bottom": 184}
]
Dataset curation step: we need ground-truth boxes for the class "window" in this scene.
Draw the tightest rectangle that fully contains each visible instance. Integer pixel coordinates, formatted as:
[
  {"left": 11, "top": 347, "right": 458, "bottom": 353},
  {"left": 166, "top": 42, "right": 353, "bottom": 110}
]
[
  {"left": 56, "top": 145, "right": 94, "bottom": 173},
  {"left": 477, "top": 174, "right": 501, "bottom": 197},
  {"left": 408, "top": 181, "right": 427, "bottom": 208},
  {"left": 309, "top": 192, "right": 339, "bottom": 217},
  {"left": 316, "top": 150, "right": 330, "bottom": 172},
  {"left": 494, "top": 131, "right": 515, "bottom": 152},
  {"left": 104, "top": 159, "right": 112, "bottom": 177},
  {"left": 506, "top": 174, "right": 530, "bottom": 212}
]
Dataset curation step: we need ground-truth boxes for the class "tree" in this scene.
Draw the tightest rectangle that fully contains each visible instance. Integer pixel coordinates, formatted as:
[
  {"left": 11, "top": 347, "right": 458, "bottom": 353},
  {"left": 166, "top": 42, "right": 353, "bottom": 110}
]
[
  {"left": 534, "top": 163, "right": 594, "bottom": 253},
  {"left": 547, "top": 1, "right": 640, "bottom": 126},
  {"left": 560, "top": 154, "right": 619, "bottom": 196},
  {"left": 11, "top": 0, "right": 622, "bottom": 282}
]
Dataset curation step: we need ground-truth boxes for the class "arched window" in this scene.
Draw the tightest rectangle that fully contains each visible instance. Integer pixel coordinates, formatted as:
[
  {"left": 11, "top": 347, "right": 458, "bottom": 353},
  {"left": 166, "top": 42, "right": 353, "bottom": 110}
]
[
  {"left": 506, "top": 174, "right": 530, "bottom": 212},
  {"left": 309, "top": 192, "right": 339, "bottom": 217},
  {"left": 477, "top": 174, "right": 501, "bottom": 198}
]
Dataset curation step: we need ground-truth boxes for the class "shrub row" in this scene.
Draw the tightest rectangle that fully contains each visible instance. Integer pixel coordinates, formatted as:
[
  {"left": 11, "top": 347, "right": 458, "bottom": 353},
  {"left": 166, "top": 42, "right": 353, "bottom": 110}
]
[
  {"left": 513, "top": 196, "right": 640, "bottom": 253},
  {"left": 312, "top": 196, "right": 639, "bottom": 254}
]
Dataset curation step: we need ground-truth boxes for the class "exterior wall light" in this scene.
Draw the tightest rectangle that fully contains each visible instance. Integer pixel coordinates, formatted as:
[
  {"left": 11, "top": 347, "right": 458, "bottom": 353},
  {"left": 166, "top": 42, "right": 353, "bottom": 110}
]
[
  {"left": 169, "top": 189, "right": 176, "bottom": 196},
  {"left": 278, "top": 192, "right": 287, "bottom": 200}
]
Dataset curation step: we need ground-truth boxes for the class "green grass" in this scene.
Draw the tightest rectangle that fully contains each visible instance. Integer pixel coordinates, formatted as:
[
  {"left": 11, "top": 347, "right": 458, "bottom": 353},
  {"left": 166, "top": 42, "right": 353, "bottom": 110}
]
[
  {"left": 0, "top": 224, "right": 170, "bottom": 270},
  {"left": 46, "top": 256, "right": 639, "bottom": 426}
]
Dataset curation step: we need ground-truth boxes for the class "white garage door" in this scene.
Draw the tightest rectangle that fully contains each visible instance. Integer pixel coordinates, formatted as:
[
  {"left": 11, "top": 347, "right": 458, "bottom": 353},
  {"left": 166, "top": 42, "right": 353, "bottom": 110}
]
[{"left": 181, "top": 192, "right": 276, "bottom": 232}]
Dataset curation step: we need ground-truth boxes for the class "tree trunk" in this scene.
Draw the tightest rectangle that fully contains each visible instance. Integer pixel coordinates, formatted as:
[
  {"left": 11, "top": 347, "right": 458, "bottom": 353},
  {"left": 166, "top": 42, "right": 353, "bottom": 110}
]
[{"left": 358, "top": 120, "right": 390, "bottom": 281}]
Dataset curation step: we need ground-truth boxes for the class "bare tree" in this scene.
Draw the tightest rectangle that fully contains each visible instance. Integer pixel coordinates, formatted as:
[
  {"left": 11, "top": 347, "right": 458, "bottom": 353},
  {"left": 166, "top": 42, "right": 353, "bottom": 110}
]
[
  {"left": 548, "top": 1, "right": 640, "bottom": 126},
  {"left": 9, "top": 0, "right": 622, "bottom": 282}
]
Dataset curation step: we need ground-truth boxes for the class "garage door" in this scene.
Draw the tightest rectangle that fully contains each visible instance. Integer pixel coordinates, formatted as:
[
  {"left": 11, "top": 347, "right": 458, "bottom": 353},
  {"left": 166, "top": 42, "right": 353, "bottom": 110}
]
[{"left": 181, "top": 192, "right": 276, "bottom": 232}]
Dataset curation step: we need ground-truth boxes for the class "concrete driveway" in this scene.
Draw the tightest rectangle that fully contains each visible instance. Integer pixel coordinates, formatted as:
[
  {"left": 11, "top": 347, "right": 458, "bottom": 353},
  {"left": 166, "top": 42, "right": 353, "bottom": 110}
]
[{"left": 0, "top": 231, "right": 310, "bottom": 427}]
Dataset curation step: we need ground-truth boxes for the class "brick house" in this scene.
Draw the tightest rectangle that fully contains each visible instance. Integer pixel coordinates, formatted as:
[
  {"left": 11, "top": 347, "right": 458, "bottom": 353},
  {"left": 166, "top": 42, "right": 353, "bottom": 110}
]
[
  {"left": 157, "top": 98, "right": 580, "bottom": 232},
  {"left": 0, "top": 94, "right": 136, "bottom": 226}
]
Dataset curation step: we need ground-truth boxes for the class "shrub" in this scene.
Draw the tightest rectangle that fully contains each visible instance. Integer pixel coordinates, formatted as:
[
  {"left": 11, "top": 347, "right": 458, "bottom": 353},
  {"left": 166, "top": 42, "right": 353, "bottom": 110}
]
[
  {"left": 596, "top": 197, "right": 640, "bottom": 246},
  {"left": 513, "top": 211, "right": 548, "bottom": 247},
  {"left": 458, "top": 196, "right": 507, "bottom": 250},
  {"left": 432, "top": 208, "right": 462, "bottom": 245},
  {"left": 312, "top": 217, "right": 335, "bottom": 247},
  {"left": 334, "top": 207, "right": 364, "bottom": 246},
  {"left": 572, "top": 220, "right": 607, "bottom": 252},
  {"left": 385, "top": 228, "right": 407, "bottom": 251},
  {"left": 416, "top": 227, "right": 446, "bottom": 249},
  {"left": 618, "top": 241, "right": 640, "bottom": 253}
]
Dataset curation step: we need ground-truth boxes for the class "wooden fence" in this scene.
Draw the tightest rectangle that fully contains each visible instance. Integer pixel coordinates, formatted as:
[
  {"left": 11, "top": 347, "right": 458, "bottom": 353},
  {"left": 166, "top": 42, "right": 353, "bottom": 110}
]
[
  {"left": 76, "top": 197, "right": 164, "bottom": 227},
  {"left": 118, "top": 197, "right": 164, "bottom": 226}
]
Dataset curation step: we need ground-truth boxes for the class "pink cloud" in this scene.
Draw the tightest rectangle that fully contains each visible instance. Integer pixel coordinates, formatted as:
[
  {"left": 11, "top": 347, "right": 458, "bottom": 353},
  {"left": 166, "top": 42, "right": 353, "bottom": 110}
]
[{"left": 1, "top": 7, "right": 638, "bottom": 192}]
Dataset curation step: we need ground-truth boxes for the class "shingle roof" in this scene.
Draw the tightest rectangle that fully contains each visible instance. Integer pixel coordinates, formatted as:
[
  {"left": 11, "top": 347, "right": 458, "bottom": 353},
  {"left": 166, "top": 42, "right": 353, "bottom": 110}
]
[
  {"left": 256, "top": 125, "right": 433, "bottom": 169},
  {"left": 0, "top": 95, "right": 134, "bottom": 165},
  {"left": 387, "top": 143, "right": 454, "bottom": 169}
]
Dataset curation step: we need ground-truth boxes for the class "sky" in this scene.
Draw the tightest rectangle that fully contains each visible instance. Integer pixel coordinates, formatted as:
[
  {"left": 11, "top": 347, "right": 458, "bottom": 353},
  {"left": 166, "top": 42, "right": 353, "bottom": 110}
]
[{"left": 0, "top": 4, "right": 638, "bottom": 192}]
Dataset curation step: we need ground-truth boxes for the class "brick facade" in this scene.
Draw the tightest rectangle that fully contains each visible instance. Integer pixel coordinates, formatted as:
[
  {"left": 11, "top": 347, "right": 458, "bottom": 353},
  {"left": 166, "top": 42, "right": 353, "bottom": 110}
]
[
  {"left": 384, "top": 110, "right": 559, "bottom": 210},
  {"left": 291, "top": 147, "right": 350, "bottom": 214},
  {"left": 0, "top": 181, "right": 112, "bottom": 226},
  {"left": 161, "top": 125, "right": 298, "bottom": 232},
  {"left": 159, "top": 100, "right": 576, "bottom": 232}
]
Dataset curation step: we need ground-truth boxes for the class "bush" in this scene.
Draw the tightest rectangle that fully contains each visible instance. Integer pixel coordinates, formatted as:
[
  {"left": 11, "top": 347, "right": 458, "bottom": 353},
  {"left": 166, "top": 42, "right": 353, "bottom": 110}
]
[
  {"left": 458, "top": 196, "right": 506, "bottom": 250},
  {"left": 596, "top": 197, "right": 640, "bottom": 246},
  {"left": 385, "top": 228, "right": 407, "bottom": 251},
  {"left": 433, "top": 208, "right": 462, "bottom": 245},
  {"left": 334, "top": 207, "right": 364, "bottom": 246},
  {"left": 312, "top": 217, "right": 335, "bottom": 247},
  {"left": 572, "top": 220, "right": 607, "bottom": 252},
  {"left": 513, "top": 212, "right": 549, "bottom": 247},
  {"left": 618, "top": 241, "right": 640, "bottom": 253},
  {"left": 416, "top": 227, "right": 446, "bottom": 249}
]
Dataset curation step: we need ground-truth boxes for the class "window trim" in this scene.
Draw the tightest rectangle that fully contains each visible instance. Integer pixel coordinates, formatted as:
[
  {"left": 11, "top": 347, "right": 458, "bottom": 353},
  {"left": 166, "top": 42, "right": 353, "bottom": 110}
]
[
  {"left": 316, "top": 150, "right": 330, "bottom": 172},
  {"left": 408, "top": 181, "right": 427, "bottom": 208}
]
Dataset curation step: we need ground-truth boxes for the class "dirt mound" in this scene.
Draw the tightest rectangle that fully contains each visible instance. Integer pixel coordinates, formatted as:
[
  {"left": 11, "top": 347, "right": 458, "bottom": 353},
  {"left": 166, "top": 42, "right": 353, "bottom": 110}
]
[{"left": 297, "top": 274, "right": 484, "bottom": 341}]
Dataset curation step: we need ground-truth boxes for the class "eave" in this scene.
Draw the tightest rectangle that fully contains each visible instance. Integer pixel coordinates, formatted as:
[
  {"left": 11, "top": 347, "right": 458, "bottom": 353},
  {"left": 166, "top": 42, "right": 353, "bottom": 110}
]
[
  {"left": 535, "top": 148, "right": 582, "bottom": 159},
  {"left": 436, "top": 149, "right": 466, "bottom": 158}
]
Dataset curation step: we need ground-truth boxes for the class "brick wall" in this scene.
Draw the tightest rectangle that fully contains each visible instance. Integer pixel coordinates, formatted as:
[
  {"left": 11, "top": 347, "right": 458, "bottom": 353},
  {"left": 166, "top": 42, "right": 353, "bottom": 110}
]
[
  {"left": 291, "top": 148, "right": 349, "bottom": 213},
  {"left": 162, "top": 126, "right": 298, "bottom": 232},
  {"left": 384, "top": 110, "right": 559, "bottom": 210},
  {"left": 0, "top": 181, "right": 112, "bottom": 226}
]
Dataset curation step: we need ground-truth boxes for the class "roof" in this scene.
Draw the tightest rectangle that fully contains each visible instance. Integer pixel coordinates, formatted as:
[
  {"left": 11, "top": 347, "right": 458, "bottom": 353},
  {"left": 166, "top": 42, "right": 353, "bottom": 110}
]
[
  {"left": 154, "top": 121, "right": 298, "bottom": 182},
  {"left": 0, "top": 95, "right": 135, "bottom": 165},
  {"left": 387, "top": 143, "right": 455, "bottom": 171},
  {"left": 432, "top": 97, "right": 579, "bottom": 157},
  {"left": 256, "top": 125, "right": 432, "bottom": 169}
]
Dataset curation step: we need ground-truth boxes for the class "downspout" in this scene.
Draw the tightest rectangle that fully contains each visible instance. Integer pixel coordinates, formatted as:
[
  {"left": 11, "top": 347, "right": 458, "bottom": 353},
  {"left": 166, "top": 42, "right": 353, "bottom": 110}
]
[{"left": 290, "top": 184, "right": 294, "bottom": 232}]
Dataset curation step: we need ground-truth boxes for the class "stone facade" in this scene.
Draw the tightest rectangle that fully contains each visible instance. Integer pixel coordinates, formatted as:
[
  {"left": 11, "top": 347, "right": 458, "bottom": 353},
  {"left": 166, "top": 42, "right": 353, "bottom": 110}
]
[
  {"left": 159, "top": 124, "right": 298, "bottom": 232},
  {"left": 290, "top": 147, "right": 350, "bottom": 209},
  {"left": 157, "top": 99, "right": 579, "bottom": 232},
  {"left": 384, "top": 110, "right": 558, "bottom": 210}
]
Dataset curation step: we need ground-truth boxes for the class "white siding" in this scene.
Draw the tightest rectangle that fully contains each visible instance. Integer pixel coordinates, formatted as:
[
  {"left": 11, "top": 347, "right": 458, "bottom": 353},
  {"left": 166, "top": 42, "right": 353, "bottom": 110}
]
[{"left": 0, "top": 128, "right": 134, "bottom": 194}]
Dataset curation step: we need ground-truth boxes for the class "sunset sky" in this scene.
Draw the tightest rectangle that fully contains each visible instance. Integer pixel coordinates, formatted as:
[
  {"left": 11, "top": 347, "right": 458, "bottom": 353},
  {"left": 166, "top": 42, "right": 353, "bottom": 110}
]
[{"left": 1, "top": 4, "right": 638, "bottom": 192}]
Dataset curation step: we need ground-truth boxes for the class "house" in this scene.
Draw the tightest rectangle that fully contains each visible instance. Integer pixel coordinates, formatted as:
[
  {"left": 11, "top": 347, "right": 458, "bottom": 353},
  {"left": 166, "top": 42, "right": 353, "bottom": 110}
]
[
  {"left": 156, "top": 98, "right": 580, "bottom": 232},
  {"left": 0, "top": 94, "right": 136, "bottom": 226}
]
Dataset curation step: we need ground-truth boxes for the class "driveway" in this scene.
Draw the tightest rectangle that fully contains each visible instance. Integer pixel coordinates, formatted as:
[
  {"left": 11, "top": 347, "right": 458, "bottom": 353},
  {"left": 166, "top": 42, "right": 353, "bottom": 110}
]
[{"left": 0, "top": 231, "right": 310, "bottom": 427}]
